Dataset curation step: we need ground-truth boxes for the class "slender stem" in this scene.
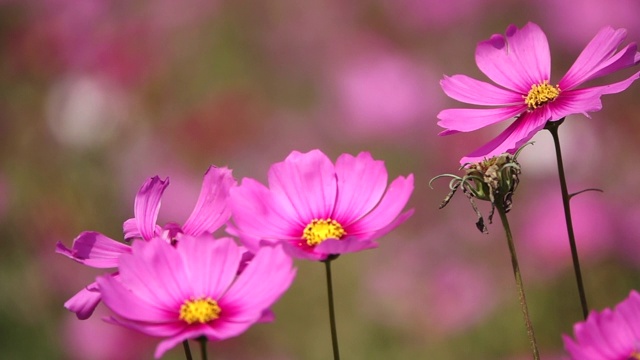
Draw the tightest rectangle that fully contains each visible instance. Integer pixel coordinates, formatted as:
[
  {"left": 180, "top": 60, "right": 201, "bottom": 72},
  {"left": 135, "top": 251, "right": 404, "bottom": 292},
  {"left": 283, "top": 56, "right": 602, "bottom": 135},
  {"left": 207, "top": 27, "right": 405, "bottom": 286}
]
[
  {"left": 182, "top": 340, "right": 193, "bottom": 360},
  {"left": 199, "top": 337, "right": 208, "bottom": 360},
  {"left": 545, "top": 119, "right": 589, "bottom": 319},
  {"left": 324, "top": 258, "right": 341, "bottom": 360},
  {"left": 496, "top": 203, "right": 540, "bottom": 360}
]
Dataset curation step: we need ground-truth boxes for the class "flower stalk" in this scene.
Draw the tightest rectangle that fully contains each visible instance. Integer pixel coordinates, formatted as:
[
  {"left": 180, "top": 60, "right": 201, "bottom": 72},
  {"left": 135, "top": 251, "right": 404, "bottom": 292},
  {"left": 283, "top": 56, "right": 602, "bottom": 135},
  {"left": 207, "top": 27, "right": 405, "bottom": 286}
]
[
  {"left": 495, "top": 201, "right": 540, "bottom": 360},
  {"left": 323, "top": 256, "right": 341, "bottom": 360},
  {"left": 182, "top": 340, "right": 193, "bottom": 360},
  {"left": 545, "top": 118, "right": 589, "bottom": 319}
]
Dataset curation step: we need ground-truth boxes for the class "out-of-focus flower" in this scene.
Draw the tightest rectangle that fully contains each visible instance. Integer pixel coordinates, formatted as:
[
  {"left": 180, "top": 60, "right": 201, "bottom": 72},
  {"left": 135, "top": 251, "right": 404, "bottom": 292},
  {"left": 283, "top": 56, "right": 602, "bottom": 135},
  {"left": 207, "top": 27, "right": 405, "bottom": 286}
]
[
  {"left": 46, "top": 74, "right": 129, "bottom": 149},
  {"left": 534, "top": 0, "right": 640, "bottom": 49},
  {"left": 97, "top": 234, "right": 296, "bottom": 359},
  {"left": 229, "top": 149, "right": 414, "bottom": 261},
  {"left": 517, "top": 188, "right": 613, "bottom": 279},
  {"left": 381, "top": 0, "right": 493, "bottom": 30},
  {"left": 563, "top": 290, "right": 640, "bottom": 359},
  {"left": 56, "top": 166, "right": 235, "bottom": 319},
  {"left": 437, "top": 22, "right": 640, "bottom": 164},
  {"left": 62, "top": 306, "right": 153, "bottom": 360},
  {"left": 329, "top": 49, "right": 438, "bottom": 137},
  {"left": 123, "top": 166, "right": 236, "bottom": 243}
]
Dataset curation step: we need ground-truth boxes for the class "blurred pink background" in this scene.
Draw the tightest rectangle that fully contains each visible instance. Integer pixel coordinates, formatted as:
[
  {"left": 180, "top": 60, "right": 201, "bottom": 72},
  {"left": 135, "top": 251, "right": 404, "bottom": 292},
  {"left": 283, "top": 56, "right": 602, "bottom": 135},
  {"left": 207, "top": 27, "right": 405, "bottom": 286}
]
[{"left": 1, "top": 0, "right": 639, "bottom": 358}]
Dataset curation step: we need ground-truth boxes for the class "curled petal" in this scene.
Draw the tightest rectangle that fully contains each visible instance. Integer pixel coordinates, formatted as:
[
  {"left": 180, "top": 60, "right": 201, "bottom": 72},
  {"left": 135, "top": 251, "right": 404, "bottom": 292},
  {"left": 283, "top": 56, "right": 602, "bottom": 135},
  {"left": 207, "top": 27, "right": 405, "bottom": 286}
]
[
  {"left": 134, "top": 176, "right": 169, "bottom": 240},
  {"left": 56, "top": 231, "right": 130, "bottom": 268},
  {"left": 64, "top": 281, "right": 102, "bottom": 320},
  {"left": 182, "top": 166, "right": 236, "bottom": 236}
]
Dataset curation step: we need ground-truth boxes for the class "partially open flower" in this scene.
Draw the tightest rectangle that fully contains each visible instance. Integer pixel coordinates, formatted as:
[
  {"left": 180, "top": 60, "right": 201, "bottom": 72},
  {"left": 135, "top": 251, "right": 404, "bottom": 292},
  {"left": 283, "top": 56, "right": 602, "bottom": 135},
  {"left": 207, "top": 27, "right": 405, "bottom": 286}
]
[{"left": 430, "top": 143, "right": 530, "bottom": 233}]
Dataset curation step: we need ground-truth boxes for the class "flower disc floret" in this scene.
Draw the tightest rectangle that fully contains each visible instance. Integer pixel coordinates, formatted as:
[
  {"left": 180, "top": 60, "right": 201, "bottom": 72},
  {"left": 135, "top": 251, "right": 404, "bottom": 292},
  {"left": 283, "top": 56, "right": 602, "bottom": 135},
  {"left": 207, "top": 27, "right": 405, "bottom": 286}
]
[
  {"left": 524, "top": 80, "right": 560, "bottom": 109},
  {"left": 302, "top": 219, "right": 346, "bottom": 246},
  {"left": 179, "top": 298, "right": 221, "bottom": 324}
]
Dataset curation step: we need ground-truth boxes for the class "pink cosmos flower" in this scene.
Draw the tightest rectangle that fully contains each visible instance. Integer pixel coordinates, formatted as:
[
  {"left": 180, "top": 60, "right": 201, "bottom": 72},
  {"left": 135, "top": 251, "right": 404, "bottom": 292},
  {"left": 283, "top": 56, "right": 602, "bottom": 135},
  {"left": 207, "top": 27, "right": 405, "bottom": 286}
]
[
  {"left": 56, "top": 166, "right": 235, "bottom": 319},
  {"left": 228, "top": 149, "right": 414, "bottom": 261},
  {"left": 437, "top": 22, "right": 640, "bottom": 164},
  {"left": 97, "top": 234, "right": 296, "bottom": 359},
  {"left": 563, "top": 290, "right": 640, "bottom": 359}
]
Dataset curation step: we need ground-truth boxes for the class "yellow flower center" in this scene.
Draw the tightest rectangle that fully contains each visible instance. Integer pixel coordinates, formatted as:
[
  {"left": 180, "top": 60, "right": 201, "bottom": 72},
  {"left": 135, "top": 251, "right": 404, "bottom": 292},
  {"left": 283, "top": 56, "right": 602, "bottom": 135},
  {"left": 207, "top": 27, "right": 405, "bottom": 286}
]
[
  {"left": 302, "top": 219, "right": 346, "bottom": 246},
  {"left": 179, "top": 297, "right": 221, "bottom": 324},
  {"left": 524, "top": 80, "right": 560, "bottom": 109},
  {"left": 630, "top": 351, "right": 640, "bottom": 360}
]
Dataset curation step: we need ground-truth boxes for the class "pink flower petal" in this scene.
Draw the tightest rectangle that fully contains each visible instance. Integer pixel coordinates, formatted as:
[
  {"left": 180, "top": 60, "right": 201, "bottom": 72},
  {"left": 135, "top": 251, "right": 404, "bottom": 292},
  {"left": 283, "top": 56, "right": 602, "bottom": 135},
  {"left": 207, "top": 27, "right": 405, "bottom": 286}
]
[
  {"left": 332, "top": 152, "right": 388, "bottom": 225},
  {"left": 117, "top": 239, "right": 190, "bottom": 309},
  {"left": 475, "top": 23, "right": 550, "bottom": 93},
  {"left": 182, "top": 166, "right": 236, "bottom": 236},
  {"left": 437, "top": 105, "right": 526, "bottom": 133},
  {"left": 134, "top": 176, "right": 169, "bottom": 240},
  {"left": 347, "top": 174, "right": 414, "bottom": 235},
  {"left": 229, "top": 178, "right": 302, "bottom": 246},
  {"left": 440, "top": 74, "right": 523, "bottom": 106},
  {"left": 64, "top": 282, "right": 102, "bottom": 320},
  {"left": 97, "top": 271, "right": 178, "bottom": 323},
  {"left": 123, "top": 218, "right": 140, "bottom": 241},
  {"left": 221, "top": 244, "right": 295, "bottom": 318},
  {"left": 315, "top": 237, "right": 378, "bottom": 255},
  {"left": 267, "top": 149, "right": 337, "bottom": 221},
  {"left": 177, "top": 236, "right": 241, "bottom": 299},
  {"left": 56, "top": 232, "right": 130, "bottom": 268},
  {"left": 459, "top": 109, "right": 549, "bottom": 164},
  {"left": 560, "top": 27, "right": 639, "bottom": 90}
]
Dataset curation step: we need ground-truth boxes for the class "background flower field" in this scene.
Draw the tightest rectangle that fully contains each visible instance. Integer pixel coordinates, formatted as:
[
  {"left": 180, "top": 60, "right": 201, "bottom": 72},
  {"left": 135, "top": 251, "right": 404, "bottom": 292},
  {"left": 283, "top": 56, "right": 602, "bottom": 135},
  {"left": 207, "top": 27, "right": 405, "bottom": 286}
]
[{"left": 1, "top": 0, "right": 640, "bottom": 359}]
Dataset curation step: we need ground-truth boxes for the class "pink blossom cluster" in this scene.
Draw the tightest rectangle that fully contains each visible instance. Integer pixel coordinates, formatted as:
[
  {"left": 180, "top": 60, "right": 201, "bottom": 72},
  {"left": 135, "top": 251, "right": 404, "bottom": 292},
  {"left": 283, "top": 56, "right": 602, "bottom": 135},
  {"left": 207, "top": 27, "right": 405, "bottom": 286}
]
[{"left": 57, "top": 149, "right": 413, "bottom": 358}]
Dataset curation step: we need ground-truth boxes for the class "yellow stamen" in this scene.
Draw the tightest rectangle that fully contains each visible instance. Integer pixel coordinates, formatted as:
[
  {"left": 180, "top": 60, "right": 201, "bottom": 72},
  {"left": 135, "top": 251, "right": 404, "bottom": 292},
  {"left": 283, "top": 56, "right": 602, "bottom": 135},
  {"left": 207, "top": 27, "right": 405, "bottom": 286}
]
[
  {"left": 524, "top": 80, "right": 560, "bottom": 109},
  {"left": 302, "top": 219, "right": 346, "bottom": 246},
  {"left": 179, "top": 297, "right": 221, "bottom": 324}
]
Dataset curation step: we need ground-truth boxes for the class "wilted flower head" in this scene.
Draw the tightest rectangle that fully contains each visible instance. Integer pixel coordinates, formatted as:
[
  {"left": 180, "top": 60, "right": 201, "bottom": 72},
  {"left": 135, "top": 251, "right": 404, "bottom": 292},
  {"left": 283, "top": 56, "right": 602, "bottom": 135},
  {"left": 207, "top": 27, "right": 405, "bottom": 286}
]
[
  {"left": 430, "top": 144, "right": 529, "bottom": 232},
  {"left": 229, "top": 149, "right": 414, "bottom": 261},
  {"left": 437, "top": 22, "right": 640, "bottom": 164},
  {"left": 563, "top": 290, "right": 640, "bottom": 360},
  {"left": 97, "top": 234, "right": 296, "bottom": 359}
]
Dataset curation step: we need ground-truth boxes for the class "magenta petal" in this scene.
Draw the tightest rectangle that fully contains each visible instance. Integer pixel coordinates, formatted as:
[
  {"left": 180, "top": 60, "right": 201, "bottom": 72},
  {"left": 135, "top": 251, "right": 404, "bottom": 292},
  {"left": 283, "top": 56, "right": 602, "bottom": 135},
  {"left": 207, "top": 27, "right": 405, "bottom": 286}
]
[
  {"left": 440, "top": 75, "right": 523, "bottom": 106},
  {"left": 134, "top": 176, "right": 169, "bottom": 240},
  {"left": 268, "top": 149, "right": 337, "bottom": 221},
  {"left": 347, "top": 174, "right": 414, "bottom": 235},
  {"left": 560, "top": 27, "right": 639, "bottom": 89},
  {"left": 118, "top": 239, "right": 191, "bottom": 308},
  {"left": 97, "top": 271, "right": 178, "bottom": 323},
  {"left": 182, "top": 166, "right": 236, "bottom": 236},
  {"left": 64, "top": 282, "right": 102, "bottom": 320},
  {"left": 221, "top": 244, "right": 295, "bottom": 318},
  {"left": 332, "top": 152, "right": 388, "bottom": 225},
  {"left": 459, "top": 109, "right": 549, "bottom": 164},
  {"left": 177, "top": 236, "right": 241, "bottom": 299},
  {"left": 475, "top": 23, "right": 550, "bottom": 93},
  {"left": 315, "top": 238, "right": 378, "bottom": 255},
  {"left": 229, "top": 178, "right": 301, "bottom": 244},
  {"left": 123, "top": 218, "right": 140, "bottom": 241},
  {"left": 56, "top": 232, "right": 131, "bottom": 268},
  {"left": 437, "top": 105, "right": 526, "bottom": 133},
  {"left": 282, "top": 241, "right": 327, "bottom": 261}
]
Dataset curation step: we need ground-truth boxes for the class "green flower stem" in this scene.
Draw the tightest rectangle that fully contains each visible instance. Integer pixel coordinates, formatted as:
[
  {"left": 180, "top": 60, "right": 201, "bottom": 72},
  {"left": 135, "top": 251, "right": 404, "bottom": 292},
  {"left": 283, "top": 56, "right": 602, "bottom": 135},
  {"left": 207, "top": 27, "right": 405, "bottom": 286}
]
[
  {"left": 199, "top": 337, "right": 208, "bottom": 360},
  {"left": 545, "top": 119, "right": 589, "bottom": 319},
  {"left": 496, "top": 202, "right": 540, "bottom": 360},
  {"left": 182, "top": 340, "right": 193, "bottom": 360},
  {"left": 323, "top": 257, "right": 341, "bottom": 360}
]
